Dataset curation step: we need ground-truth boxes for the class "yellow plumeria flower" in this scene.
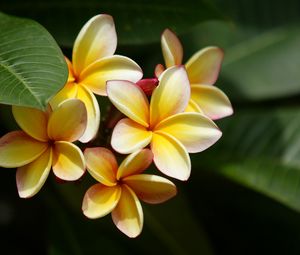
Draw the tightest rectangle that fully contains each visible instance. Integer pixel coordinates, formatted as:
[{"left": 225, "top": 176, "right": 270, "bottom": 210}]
[
  {"left": 157, "top": 29, "right": 233, "bottom": 120},
  {"left": 0, "top": 99, "right": 87, "bottom": 198},
  {"left": 51, "top": 14, "right": 143, "bottom": 143},
  {"left": 82, "top": 147, "right": 176, "bottom": 238},
  {"left": 107, "top": 66, "right": 222, "bottom": 180}
]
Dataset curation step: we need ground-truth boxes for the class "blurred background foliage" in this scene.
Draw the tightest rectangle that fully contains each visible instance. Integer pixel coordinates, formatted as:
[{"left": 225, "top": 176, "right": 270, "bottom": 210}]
[{"left": 1, "top": 0, "right": 300, "bottom": 254}]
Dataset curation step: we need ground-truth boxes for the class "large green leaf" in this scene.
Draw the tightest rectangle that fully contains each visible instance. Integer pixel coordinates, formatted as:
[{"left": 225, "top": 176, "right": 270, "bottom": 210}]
[
  {"left": 1, "top": 0, "right": 221, "bottom": 46},
  {"left": 0, "top": 12, "right": 67, "bottom": 110},
  {"left": 197, "top": 108, "right": 300, "bottom": 212}
]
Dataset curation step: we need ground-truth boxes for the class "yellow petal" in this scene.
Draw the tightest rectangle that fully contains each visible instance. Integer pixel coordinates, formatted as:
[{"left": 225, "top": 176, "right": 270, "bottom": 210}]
[
  {"left": 77, "top": 85, "right": 100, "bottom": 143},
  {"left": 123, "top": 174, "right": 176, "bottom": 204},
  {"left": 150, "top": 66, "right": 190, "bottom": 128},
  {"left": 155, "top": 112, "right": 222, "bottom": 153},
  {"left": 191, "top": 84, "right": 233, "bottom": 120},
  {"left": 161, "top": 29, "right": 183, "bottom": 68},
  {"left": 65, "top": 57, "right": 75, "bottom": 83},
  {"left": 84, "top": 147, "right": 118, "bottom": 186},
  {"left": 12, "top": 106, "right": 48, "bottom": 142},
  {"left": 111, "top": 118, "right": 152, "bottom": 154},
  {"left": 0, "top": 131, "right": 48, "bottom": 168},
  {"left": 151, "top": 131, "right": 191, "bottom": 181},
  {"left": 50, "top": 82, "right": 78, "bottom": 110},
  {"left": 112, "top": 184, "right": 143, "bottom": 238},
  {"left": 52, "top": 141, "right": 85, "bottom": 181},
  {"left": 117, "top": 149, "right": 153, "bottom": 180},
  {"left": 107, "top": 80, "right": 149, "bottom": 127},
  {"left": 79, "top": 55, "right": 143, "bottom": 96},
  {"left": 82, "top": 184, "right": 121, "bottom": 219},
  {"left": 185, "top": 99, "right": 203, "bottom": 113},
  {"left": 16, "top": 148, "right": 52, "bottom": 198},
  {"left": 72, "top": 14, "right": 117, "bottom": 76},
  {"left": 47, "top": 98, "right": 87, "bottom": 142},
  {"left": 185, "top": 46, "right": 224, "bottom": 84}
]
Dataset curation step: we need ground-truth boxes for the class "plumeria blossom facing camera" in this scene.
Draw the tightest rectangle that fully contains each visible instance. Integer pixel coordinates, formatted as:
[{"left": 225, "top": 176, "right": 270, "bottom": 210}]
[
  {"left": 0, "top": 99, "right": 87, "bottom": 198},
  {"left": 157, "top": 29, "right": 233, "bottom": 120},
  {"left": 82, "top": 147, "right": 176, "bottom": 238},
  {"left": 51, "top": 14, "right": 143, "bottom": 143},
  {"left": 107, "top": 66, "right": 222, "bottom": 181}
]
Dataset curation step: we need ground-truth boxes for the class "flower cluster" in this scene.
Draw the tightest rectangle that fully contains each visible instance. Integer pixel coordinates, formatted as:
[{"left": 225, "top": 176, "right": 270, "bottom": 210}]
[{"left": 0, "top": 14, "right": 233, "bottom": 237}]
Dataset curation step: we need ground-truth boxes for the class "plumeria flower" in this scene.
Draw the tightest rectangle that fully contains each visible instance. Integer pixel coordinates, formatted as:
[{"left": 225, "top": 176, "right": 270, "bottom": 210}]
[
  {"left": 156, "top": 29, "right": 233, "bottom": 120},
  {"left": 51, "top": 14, "right": 143, "bottom": 143},
  {"left": 0, "top": 99, "right": 87, "bottom": 198},
  {"left": 107, "top": 66, "right": 222, "bottom": 181},
  {"left": 82, "top": 147, "right": 176, "bottom": 238}
]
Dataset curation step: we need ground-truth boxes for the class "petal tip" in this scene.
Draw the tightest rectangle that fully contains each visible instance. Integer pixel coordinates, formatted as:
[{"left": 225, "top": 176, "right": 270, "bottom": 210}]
[{"left": 153, "top": 156, "right": 191, "bottom": 181}]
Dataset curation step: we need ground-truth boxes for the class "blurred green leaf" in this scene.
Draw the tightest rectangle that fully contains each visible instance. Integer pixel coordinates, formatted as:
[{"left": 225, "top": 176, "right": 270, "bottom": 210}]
[
  {"left": 0, "top": 12, "right": 67, "bottom": 110},
  {"left": 1, "top": 0, "right": 222, "bottom": 46},
  {"left": 222, "top": 26, "right": 300, "bottom": 101},
  {"left": 198, "top": 108, "right": 300, "bottom": 212}
]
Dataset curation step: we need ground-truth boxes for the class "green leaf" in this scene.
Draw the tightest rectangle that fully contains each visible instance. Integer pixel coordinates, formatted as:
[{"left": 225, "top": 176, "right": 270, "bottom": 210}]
[
  {"left": 222, "top": 26, "right": 300, "bottom": 101},
  {"left": 197, "top": 108, "right": 300, "bottom": 212},
  {"left": 1, "top": 0, "right": 222, "bottom": 46},
  {"left": 0, "top": 12, "right": 67, "bottom": 110}
]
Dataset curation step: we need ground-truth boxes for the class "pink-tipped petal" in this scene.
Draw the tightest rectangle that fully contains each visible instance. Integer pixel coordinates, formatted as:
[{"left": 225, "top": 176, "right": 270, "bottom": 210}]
[
  {"left": 150, "top": 66, "right": 190, "bottom": 127},
  {"left": 47, "top": 99, "right": 87, "bottom": 142},
  {"left": 0, "top": 131, "right": 48, "bottom": 168},
  {"left": 107, "top": 80, "right": 149, "bottom": 127},
  {"left": 111, "top": 118, "right": 152, "bottom": 154},
  {"left": 82, "top": 184, "right": 121, "bottom": 219},
  {"left": 72, "top": 14, "right": 117, "bottom": 75},
  {"left": 155, "top": 112, "right": 222, "bottom": 153},
  {"left": 151, "top": 131, "right": 191, "bottom": 181},
  {"left": 117, "top": 149, "right": 153, "bottom": 180},
  {"left": 161, "top": 29, "right": 183, "bottom": 68},
  {"left": 79, "top": 55, "right": 143, "bottom": 96},
  {"left": 77, "top": 85, "right": 100, "bottom": 143},
  {"left": 16, "top": 148, "right": 52, "bottom": 198},
  {"left": 123, "top": 174, "right": 176, "bottom": 204},
  {"left": 84, "top": 147, "right": 118, "bottom": 186},
  {"left": 154, "top": 64, "right": 165, "bottom": 78},
  {"left": 112, "top": 184, "right": 143, "bottom": 238},
  {"left": 12, "top": 106, "right": 48, "bottom": 142},
  {"left": 52, "top": 141, "right": 85, "bottom": 181},
  {"left": 191, "top": 84, "right": 233, "bottom": 120},
  {"left": 185, "top": 46, "right": 224, "bottom": 84}
]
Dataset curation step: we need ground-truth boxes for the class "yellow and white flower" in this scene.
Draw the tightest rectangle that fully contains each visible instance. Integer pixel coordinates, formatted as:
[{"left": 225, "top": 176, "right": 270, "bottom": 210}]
[
  {"left": 158, "top": 29, "right": 233, "bottom": 120},
  {"left": 107, "top": 66, "right": 222, "bottom": 181},
  {"left": 82, "top": 147, "right": 176, "bottom": 238},
  {"left": 51, "top": 14, "right": 143, "bottom": 142},
  {"left": 0, "top": 99, "right": 87, "bottom": 198}
]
